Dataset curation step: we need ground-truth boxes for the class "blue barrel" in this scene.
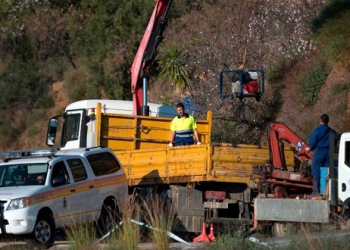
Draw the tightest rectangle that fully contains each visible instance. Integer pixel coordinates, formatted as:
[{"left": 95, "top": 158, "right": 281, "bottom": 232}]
[
  {"left": 320, "top": 167, "right": 338, "bottom": 194},
  {"left": 320, "top": 167, "right": 328, "bottom": 195}
]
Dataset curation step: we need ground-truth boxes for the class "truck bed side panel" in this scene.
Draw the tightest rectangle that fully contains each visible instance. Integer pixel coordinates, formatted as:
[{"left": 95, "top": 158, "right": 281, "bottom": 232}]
[
  {"left": 116, "top": 144, "right": 295, "bottom": 188},
  {"left": 96, "top": 110, "right": 295, "bottom": 188},
  {"left": 98, "top": 112, "right": 212, "bottom": 151}
]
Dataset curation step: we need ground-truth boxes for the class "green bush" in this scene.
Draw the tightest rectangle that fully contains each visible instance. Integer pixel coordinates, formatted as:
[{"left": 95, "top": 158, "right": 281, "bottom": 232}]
[
  {"left": 34, "top": 96, "right": 55, "bottom": 109},
  {"left": 266, "top": 57, "right": 297, "bottom": 83},
  {"left": 44, "top": 57, "right": 69, "bottom": 82},
  {"left": 26, "top": 126, "right": 40, "bottom": 138},
  {"left": 328, "top": 82, "right": 350, "bottom": 99},
  {"left": 0, "top": 122, "right": 21, "bottom": 151},
  {"left": 63, "top": 68, "right": 90, "bottom": 102},
  {"left": 312, "top": 0, "right": 350, "bottom": 33},
  {"left": 313, "top": 10, "right": 350, "bottom": 68},
  {"left": 0, "top": 59, "right": 51, "bottom": 109},
  {"left": 65, "top": 0, "right": 157, "bottom": 101},
  {"left": 208, "top": 232, "right": 262, "bottom": 250},
  {"left": 296, "top": 61, "right": 327, "bottom": 107}
]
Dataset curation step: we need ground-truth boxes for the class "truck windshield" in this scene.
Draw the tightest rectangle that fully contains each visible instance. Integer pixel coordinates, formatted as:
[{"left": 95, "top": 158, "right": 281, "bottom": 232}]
[
  {"left": 61, "top": 113, "right": 81, "bottom": 148},
  {"left": 0, "top": 164, "right": 48, "bottom": 186}
]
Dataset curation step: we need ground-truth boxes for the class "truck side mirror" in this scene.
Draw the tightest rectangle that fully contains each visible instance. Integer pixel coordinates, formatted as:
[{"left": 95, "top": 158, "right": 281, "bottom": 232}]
[{"left": 47, "top": 118, "right": 58, "bottom": 147}]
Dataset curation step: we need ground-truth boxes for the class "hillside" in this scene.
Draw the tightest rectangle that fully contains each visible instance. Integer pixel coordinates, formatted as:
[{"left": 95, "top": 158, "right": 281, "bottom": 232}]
[
  {"left": 0, "top": 0, "right": 350, "bottom": 151},
  {"left": 15, "top": 82, "right": 69, "bottom": 151},
  {"left": 279, "top": 58, "right": 350, "bottom": 142},
  {"left": 19, "top": 61, "right": 350, "bottom": 151},
  {"left": 152, "top": 0, "right": 350, "bottom": 145}
]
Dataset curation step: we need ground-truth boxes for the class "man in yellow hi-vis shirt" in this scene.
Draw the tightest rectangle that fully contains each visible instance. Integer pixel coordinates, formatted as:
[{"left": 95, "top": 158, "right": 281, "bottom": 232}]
[{"left": 169, "top": 103, "right": 201, "bottom": 147}]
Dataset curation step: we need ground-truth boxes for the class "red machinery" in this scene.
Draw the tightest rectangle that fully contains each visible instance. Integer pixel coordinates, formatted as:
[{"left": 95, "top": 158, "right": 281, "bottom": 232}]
[
  {"left": 131, "top": 0, "right": 173, "bottom": 115},
  {"left": 256, "top": 122, "right": 314, "bottom": 198},
  {"left": 219, "top": 70, "right": 265, "bottom": 102}
]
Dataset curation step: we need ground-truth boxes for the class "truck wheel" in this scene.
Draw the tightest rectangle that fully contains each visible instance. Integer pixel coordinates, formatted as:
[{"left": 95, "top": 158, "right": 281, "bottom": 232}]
[
  {"left": 97, "top": 201, "right": 119, "bottom": 237},
  {"left": 272, "top": 222, "right": 298, "bottom": 237},
  {"left": 26, "top": 214, "right": 55, "bottom": 249}
]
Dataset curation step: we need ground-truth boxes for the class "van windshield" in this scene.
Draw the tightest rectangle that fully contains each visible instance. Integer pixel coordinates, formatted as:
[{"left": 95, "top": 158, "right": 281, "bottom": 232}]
[{"left": 0, "top": 164, "right": 48, "bottom": 186}]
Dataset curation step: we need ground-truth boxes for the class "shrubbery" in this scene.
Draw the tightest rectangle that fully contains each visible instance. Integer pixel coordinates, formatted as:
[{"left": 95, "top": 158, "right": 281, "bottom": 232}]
[
  {"left": 0, "top": 59, "right": 51, "bottom": 109},
  {"left": 313, "top": 10, "right": 350, "bottom": 69},
  {"left": 296, "top": 61, "right": 328, "bottom": 107},
  {"left": 312, "top": 0, "right": 350, "bottom": 33}
]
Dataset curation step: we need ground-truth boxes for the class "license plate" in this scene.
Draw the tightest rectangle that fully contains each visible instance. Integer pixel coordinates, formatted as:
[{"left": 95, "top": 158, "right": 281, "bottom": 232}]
[{"left": 203, "top": 202, "right": 228, "bottom": 209}]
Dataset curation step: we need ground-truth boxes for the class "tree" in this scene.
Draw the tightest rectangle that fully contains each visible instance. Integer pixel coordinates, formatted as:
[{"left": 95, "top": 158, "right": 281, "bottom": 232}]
[{"left": 159, "top": 45, "right": 190, "bottom": 91}]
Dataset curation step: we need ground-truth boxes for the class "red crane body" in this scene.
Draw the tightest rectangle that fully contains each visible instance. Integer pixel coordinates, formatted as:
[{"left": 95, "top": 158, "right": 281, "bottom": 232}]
[
  {"left": 260, "top": 122, "right": 314, "bottom": 197},
  {"left": 269, "top": 122, "right": 313, "bottom": 169},
  {"left": 131, "top": 0, "right": 173, "bottom": 115}
]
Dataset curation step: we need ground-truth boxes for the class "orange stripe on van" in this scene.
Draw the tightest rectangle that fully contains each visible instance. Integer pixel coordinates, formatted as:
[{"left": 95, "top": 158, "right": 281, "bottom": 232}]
[{"left": 30, "top": 174, "right": 127, "bottom": 204}]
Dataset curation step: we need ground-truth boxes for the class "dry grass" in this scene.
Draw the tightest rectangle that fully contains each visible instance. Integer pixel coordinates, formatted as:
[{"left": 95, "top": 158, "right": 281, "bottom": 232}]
[
  {"left": 64, "top": 222, "right": 97, "bottom": 250},
  {"left": 109, "top": 195, "right": 141, "bottom": 250},
  {"left": 138, "top": 191, "right": 177, "bottom": 250}
]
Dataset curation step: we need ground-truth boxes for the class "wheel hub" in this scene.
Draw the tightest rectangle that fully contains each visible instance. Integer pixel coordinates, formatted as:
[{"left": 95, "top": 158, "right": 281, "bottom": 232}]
[{"left": 35, "top": 221, "right": 51, "bottom": 242}]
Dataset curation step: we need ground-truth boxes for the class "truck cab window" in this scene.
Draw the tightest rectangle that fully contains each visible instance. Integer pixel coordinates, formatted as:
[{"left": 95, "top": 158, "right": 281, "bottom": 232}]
[{"left": 61, "top": 113, "right": 81, "bottom": 147}]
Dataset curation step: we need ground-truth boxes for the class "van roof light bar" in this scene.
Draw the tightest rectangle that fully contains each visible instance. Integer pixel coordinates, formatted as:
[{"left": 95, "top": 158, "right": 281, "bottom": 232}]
[{"left": 2, "top": 148, "right": 57, "bottom": 161}]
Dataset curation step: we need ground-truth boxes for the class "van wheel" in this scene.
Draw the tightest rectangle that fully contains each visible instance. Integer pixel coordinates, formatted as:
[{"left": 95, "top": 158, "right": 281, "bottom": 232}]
[
  {"left": 26, "top": 214, "right": 55, "bottom": 249},
  {"left": 97, "top": 200, "right": 119, "bottom": 237}
]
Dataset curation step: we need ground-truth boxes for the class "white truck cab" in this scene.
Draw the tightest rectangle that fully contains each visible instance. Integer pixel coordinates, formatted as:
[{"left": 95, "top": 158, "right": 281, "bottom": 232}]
[
  {"left": 0, "top": 147, "right": 128, "bottom": 248},
  {"left": 338, "top": 132, "right": 350, "bottom": 203},
  {"left": 47, "top": 99, "right": 177, "bottom": 150}
]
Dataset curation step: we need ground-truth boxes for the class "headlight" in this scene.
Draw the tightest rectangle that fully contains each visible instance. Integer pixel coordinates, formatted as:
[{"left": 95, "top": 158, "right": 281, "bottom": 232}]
[{"left": 7, "top": 198, "right": 31, "bottom": 210}]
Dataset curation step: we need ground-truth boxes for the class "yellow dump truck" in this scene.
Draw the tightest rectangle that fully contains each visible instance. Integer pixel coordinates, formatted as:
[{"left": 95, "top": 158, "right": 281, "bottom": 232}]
[{"left": 47, "top": 99, "right": 296, "bottom": 232}]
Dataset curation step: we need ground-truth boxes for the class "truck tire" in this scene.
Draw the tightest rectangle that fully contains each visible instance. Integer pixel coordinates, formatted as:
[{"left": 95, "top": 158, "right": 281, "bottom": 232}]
[
  {"left": 272, "top": 222, "right": 298, "bottom": 237},
  {"left": 26, "top": 213, "right": 56, "bottom": 249},
  {"left": 97, "top": 200, "right": 119, "bottom": 237}
]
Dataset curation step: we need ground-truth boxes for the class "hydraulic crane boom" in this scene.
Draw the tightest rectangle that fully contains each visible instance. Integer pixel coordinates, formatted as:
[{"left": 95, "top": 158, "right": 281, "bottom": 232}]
[
  {"left": 131, "top": 0, "right": 173, "bottom": 115},
  {"left": 258, "top": 122, "right": 314, "bottom": 194},
  {"left": 269, "top": 122, "right": 312, "bottom": 169}
]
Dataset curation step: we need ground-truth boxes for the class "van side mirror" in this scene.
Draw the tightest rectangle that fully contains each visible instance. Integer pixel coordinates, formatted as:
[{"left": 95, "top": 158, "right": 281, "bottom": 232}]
[
  {"left": 51, "top": 176, "right": 66, "bottom": 187},
  {"left": 47, "top": 118, "right": 58, "bottom": 147}
]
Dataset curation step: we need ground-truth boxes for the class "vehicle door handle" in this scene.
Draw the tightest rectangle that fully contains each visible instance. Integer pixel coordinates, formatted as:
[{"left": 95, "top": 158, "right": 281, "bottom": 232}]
[
  {"left": 89, "top": 185, "right": 94, "bottom": 188},
  {"left": 70, "top": 189, "right": 76, "bottom": 192}
]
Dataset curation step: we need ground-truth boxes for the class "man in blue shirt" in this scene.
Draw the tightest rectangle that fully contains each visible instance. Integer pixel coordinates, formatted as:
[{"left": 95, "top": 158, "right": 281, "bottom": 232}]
[{"left": 308, "top": 114, "right": 336, "bottom": 197}]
